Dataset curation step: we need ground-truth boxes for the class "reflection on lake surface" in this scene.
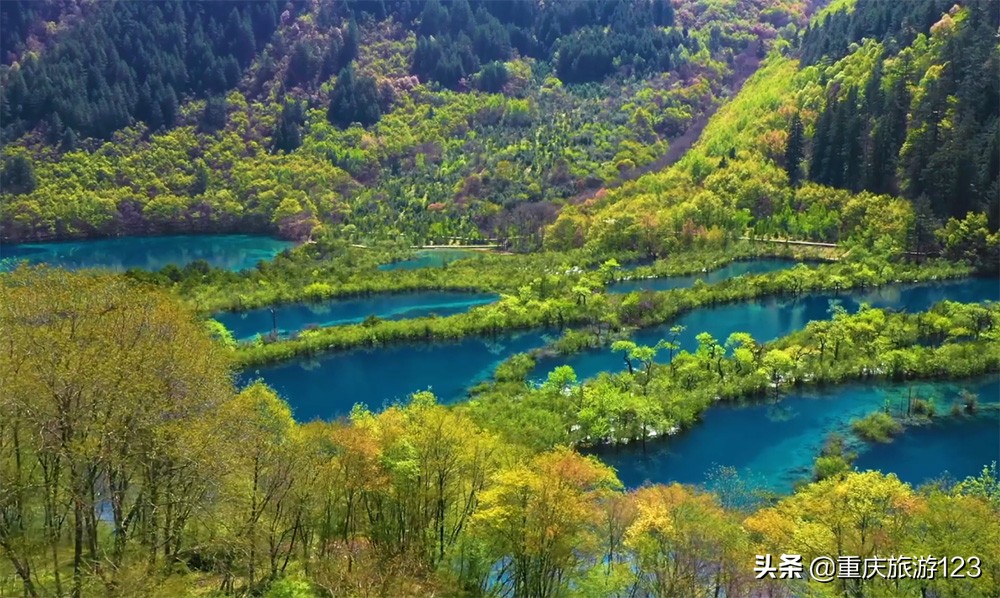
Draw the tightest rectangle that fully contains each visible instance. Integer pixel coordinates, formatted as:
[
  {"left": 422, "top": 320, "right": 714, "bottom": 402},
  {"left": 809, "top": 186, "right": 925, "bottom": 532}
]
[
  {"left": 592, "top": 376, "right": 1000, "bottom": 493},
  {"left": 216, "top": 291, "right": 498, "bottom": 341},
  {"left": 0, "top": 234, "right": 295, "bottom": 272}
]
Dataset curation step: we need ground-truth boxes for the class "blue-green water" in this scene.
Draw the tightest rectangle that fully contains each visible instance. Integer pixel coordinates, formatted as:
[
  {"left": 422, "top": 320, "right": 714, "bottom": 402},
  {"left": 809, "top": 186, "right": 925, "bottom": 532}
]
[
  {"left": 853, "top": 400, "right": 1000, "bottom": 485},
  {"left": 531, "top": 278, "right": 1000, "bottom": 382},
  {"left": 593, "top": 376, "right": 1000, "bottom": 493},
  {"left": 216, "top": 291, "right": 499, "bottom": 341},
  {"left": 609, "top": 259, "right": 797, "bottom": 293},
  {"left": 0, "top": 234, "right": 295, "bottom": 272},
  {"left": 241, "top": 330, "right": 554, "bottom": 421},
  {"left": 246, "top": 278, "right": 997, "bottom": 423},
  {"left": 378, "top": 249, "right": 482, "bottom": 270}
]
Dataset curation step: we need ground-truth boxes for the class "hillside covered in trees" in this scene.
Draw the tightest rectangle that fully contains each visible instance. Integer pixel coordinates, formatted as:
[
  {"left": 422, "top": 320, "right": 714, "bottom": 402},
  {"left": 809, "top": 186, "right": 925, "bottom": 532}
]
[
  {"left": 2, "top": 1, "right": 1000, "bottom": 597},
  {"left": 0, "top": 0, "right": 814, "bottom": 247},
  {"left": 545, "top": 0, "right": 999, "bottom": 267}
]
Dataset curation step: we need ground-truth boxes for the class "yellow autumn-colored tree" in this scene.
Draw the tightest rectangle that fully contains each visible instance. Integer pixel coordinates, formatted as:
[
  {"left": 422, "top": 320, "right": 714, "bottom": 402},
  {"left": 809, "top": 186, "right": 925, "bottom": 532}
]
[
  {"left": 470, "top": 447, "right": 622, "bottom": 597},
  {"left": 625, "top": 484, "right": 752, "bottom": 597}
]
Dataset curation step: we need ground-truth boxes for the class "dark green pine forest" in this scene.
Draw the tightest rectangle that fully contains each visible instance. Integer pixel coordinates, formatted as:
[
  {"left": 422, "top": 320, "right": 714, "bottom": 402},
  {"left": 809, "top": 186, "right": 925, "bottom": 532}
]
[
  {"left": 1, "top": 0, "right": 996, "bottom": 259},
  {"left": 1, "top": 0, "right": 999, "bottom": 596},
  {"left": 801, "top": 0, "right": 999, "bottom": 226}
]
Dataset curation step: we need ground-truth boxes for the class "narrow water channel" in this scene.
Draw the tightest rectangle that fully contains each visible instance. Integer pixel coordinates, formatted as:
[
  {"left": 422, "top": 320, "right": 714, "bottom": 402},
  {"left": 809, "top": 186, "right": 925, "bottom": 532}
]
[
  {"left": 216, "top": 290, "right": 498, "bottom": 340},
  {"left": 241, "top": 329, "right": 554, "bottom": 421},
  {"left": 608, "top": 258, "right": 799, "bottom": 293}
]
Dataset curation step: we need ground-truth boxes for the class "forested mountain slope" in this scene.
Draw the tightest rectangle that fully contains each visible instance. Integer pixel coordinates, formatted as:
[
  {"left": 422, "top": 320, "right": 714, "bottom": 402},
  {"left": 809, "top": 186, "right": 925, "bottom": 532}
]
[
  {"left": 545, "top": 0, "right": 999, "bottom": 267},
  {"left": 800, "top": 0, "right": 998, "bottom": 226},
  {"left": 3, "top": 3, "right": 1000, "bottom": 597},
  {"left": 0, "top": 0, "right": 813, "bottom": 246},
  {"left": 1, "top": 1, "right": 285, "bottom": 140}
]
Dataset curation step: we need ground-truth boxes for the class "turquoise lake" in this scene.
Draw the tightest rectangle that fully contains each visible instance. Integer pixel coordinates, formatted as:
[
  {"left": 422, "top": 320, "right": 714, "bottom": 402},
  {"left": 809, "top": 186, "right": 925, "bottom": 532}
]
[
  {"left": 593, "top": 376, "right": 1000, "bottom": 493},
  {"left": 240, "top": 276, "right": 999, "bottom": 492},
  {"left": 241, "top": 330, "right": 554, "bottom": 421},
  {"left": 243, "top": 277, "right": 997, "bottom": 424},
  {"left": 378, "top": 249, "right": 483, "bottom": 270},
  {"left": 0, "top": 234, "right": 295, "bottom": 272},
  {"left": 531, "top": 278, "right": 1000, "bottom": 382},
  {"left": 609, "top": 258, "right": 798, "bottom": 293},
  {"left": 216, "top": 291, "right": 499, "bottom": 341}
]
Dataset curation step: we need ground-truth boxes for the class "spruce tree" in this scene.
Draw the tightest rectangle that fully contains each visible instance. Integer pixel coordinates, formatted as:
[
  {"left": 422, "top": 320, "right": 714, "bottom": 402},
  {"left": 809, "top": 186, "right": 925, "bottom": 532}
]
[
  {"left": 809, "top": 100, "right": 833, "bottom": 183},
  {"left": 783, "top": 112, "right": 805, "bottom": 186},
  {"left": 199, "top": 96, "right": 228, "bottom": 134},
  {"left": 327, "top": 66, "right": 382, "bottom": 128},
  {"left": 273, "top": 100, "right": 304, "bottom": 153},
  {"left": 842, "top": 88, "right": 864, "bottom": 192},
  {"left": 1, "top": 154, "right": 37, "bottom": 195}
]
